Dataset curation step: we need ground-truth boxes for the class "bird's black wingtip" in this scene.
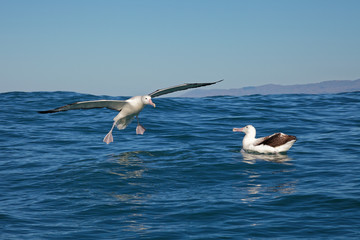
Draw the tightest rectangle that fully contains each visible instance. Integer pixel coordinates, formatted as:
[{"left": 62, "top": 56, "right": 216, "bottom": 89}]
[
  {"left": 38, "top": 110, "right": 56, "bottom": 114},
  {"left": 211, "top": 79, "right": 224, "bottom": 85}
]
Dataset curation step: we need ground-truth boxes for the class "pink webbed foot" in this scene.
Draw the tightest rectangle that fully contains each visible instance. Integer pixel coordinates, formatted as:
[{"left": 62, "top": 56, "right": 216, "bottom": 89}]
[
  {"left": 136, "top": 124, "right": 146, "bottom": 135},
  {"left": 103, "top": 123, "right": 116, "bottom": 144},
  {"left": 103, "top": 132, "right": 113, "bottom": 144}
]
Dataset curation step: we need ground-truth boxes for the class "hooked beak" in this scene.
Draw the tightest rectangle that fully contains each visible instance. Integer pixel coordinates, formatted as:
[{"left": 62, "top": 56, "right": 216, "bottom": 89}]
[
  {"left": 233, "top": 127, "right": 243, "bottom": 132},
  {"left": 149, "top": 98, "right": 156, "bottom": 108}
]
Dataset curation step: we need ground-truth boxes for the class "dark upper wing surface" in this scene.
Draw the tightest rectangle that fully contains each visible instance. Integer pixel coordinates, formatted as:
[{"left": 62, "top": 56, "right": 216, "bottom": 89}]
[
  {"left": 149, "top": 80, "right": 223, "bottom": 98},
  {"left": 38, "top": 100, "right": 127, "bottom": 113},
  {"left": 256, "top": 133, "right": 297, "bottom": 147}
]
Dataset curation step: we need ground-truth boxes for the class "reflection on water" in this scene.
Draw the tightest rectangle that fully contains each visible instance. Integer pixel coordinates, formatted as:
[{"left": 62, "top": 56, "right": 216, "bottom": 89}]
[
  {"left": 108, "top": 151, "right": 152, "bottom": 234},
  {"left": 123, "top": 218, "right": 148, "bottom": 233},
  {"left": 241, "top": 149, "right": 292, "bottom": 164},
  {"left": 233, "top": 150, "right": 296, "bottom": 204},
  {"left": 267, "top": 181, "right": 297, "bottom": 195},
  {"left": 113, "top": 193, "right": 148, "bottom": 204},
  {"left": 109, "top": 151, "right": 150, "bottom": 181}
]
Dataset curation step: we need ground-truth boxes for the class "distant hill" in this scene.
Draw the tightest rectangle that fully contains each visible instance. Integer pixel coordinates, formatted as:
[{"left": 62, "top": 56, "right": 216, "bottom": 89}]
[{"left": 181, "top": 79, "right": 360, "bottom": 97}]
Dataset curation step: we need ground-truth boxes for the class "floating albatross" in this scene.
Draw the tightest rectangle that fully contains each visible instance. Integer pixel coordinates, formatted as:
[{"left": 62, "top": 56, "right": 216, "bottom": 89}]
[
  {"left": 233, "top": 125, "right": 296, "bottom": 153},
  {"left": 39, "top": 80, "right": 223, "bottom": 144}
]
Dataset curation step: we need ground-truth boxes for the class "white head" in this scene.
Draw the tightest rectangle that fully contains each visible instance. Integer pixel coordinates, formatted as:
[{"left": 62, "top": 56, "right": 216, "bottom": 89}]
[
  {"left": 233, "top": 125, "right": 256, "bottom": 138},
  {"left": 141, "top": 95, "right": 156, "bottom": 108}
]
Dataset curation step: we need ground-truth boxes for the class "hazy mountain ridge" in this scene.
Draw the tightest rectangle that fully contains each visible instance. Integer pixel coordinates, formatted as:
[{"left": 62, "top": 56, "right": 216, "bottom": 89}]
[{"left": 182, "top": 79, "right": 360, "bottom": 97}]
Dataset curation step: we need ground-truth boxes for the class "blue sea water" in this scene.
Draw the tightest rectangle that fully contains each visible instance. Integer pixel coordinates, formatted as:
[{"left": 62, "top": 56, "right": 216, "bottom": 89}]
[{"left": 0, "top": 91, "right": 359, "bottom": 239}]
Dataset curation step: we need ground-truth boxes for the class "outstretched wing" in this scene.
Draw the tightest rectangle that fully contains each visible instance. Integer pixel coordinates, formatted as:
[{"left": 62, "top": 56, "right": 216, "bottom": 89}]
[
  {"left": 148, "top": 80, "right": 223, "bottom": 98},
  {"left": 38, "top": 100, "right": 127, "bottom": 114}
]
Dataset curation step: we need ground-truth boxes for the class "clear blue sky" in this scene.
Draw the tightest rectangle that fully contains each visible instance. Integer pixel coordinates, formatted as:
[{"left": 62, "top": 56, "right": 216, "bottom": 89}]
[{"left": 1, "top": 0, "right": 360, "bottom": 96}]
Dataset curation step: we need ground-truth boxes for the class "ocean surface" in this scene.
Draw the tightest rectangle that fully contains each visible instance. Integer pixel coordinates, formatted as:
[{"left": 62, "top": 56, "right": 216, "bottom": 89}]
[{"left": 1, "top": 91, "right": 359, "bottom": 239}]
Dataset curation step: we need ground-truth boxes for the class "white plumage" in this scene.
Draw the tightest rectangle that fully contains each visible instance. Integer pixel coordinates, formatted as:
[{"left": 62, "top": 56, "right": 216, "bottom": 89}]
[
  {"left": 233, "top": 125, "right": 297, "bottom": 153},
  {"left": 39, "top": 80, "right": 222, "bottom": 144}
]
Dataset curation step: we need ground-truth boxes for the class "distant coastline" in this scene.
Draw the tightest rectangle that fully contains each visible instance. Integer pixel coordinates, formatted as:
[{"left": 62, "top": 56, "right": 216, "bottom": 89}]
[{"left": 182, "top": 79, "right": 360, "bottom": 97}]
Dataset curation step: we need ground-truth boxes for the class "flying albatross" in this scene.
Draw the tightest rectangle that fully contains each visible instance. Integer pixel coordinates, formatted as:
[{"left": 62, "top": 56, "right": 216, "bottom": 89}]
[
  {"left": 233, "top": 125, "right": 297, "bottom": 153},
  {"left": 39, "top": 80, "right": 223, "bottom": 144}
]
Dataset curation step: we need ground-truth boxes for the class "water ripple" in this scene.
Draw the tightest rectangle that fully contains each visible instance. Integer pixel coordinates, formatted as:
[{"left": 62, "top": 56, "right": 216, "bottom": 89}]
[{"left": 1, "top": 91, "right": 359, "bottom": 239}]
